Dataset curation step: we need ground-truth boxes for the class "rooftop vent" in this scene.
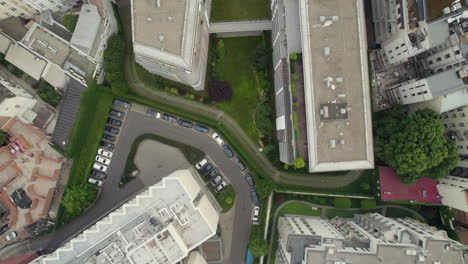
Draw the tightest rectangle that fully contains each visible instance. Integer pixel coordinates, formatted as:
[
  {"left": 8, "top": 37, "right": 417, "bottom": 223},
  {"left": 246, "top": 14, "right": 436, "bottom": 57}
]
[
  {"left": 159, "top": 33, "right": 165, "bottom": 42},
  {"left": 146, "top": 17, "right": 152, "bottom": 23},
  {"left": 168, "top": 16, "right": 174, "bottom": 22},
  {"left": 156, "top": 0, "right": 161, "bottom": 8}
]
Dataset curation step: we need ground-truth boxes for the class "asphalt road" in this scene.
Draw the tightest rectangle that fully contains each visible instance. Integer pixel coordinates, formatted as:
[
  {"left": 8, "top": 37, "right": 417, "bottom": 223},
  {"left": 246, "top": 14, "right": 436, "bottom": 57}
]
[{"left": 27, "top": 106, "right": 252, "bottom": 263}]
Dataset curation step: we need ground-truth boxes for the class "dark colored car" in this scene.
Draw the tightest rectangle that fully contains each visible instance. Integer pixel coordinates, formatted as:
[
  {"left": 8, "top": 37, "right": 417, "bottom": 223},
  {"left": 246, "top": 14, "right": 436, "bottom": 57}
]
[
  {"left": 206, "top": 168, "right": 219, "bottom": 181},
  {"left": 162, "top": 113, "right": 177, "bottom": 123},
  {"left": 223, "top": 145, "right": 234, "bottom": 158},
  {"left": 104, "top": 126, "right": 119, "bottom": 135},
  {"left": 0, "top": 224, "right": 9, "bottom": 236},
  {"left": 194, "top": 124, "right": 209, "bottom": 134},
  {"left": 245, "top": 173, "right": 255, "bottom": 186},
  {"left": 107, "top": 118, "right": 122, "bottom": 127},
  {"left": 199, "top": 163, "right": 213, "bottom": 175},
  {"left": 102, "top": 133, "right": 115, "bottom": 142},
  {"left": 233, "top": 157, "right": 246, "bottom": 171},
  {"left": 100, "top": 141, "right": 114, "bottom": 150},
  {"left": 113, "top": 99, "right": 130, "bottom": 109},
  {"left": 177, "top": 119, "right": 193, "bottom": 128},
  {"left": 90, "top": 169, "right": 106, "bottom": 180},
  {"left": 109, "top": 109, "right": 124, "bottom": 118},
  {"left": 250, "top": 188, "right": 260, "bottom": 206}
]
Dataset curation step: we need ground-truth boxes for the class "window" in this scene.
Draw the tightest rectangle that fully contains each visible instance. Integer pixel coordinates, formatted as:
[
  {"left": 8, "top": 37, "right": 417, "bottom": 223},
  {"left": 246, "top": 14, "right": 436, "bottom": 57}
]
[
  {"left": 411, "top": 93, "right": 416, "bottom": 96},
  {"left": 444, "top": 124, "right": 448, "bottom": 128},
  {"left": 437, "top": 57, "right": 442, "bottom": 62},
  {"left": 0, "top": 2, "right": 6, "bottom": 5},
  {"left": 10, "top": 8, "right": 16, "bottom": 11},
  {"left": 428, "top": 60, "right": 433, "bottom": 65},
  {"left": 462, "top": 113, "right": 466, "bottom": 117},
  {"left": 452, "top": 114, "right": 457, "bottom": 118},
  {"left": 459, "top": 123, "right": 465, "bottom": 127},
  {"left": 445, "top": 54, "right": 451, "bottom": 59},
  {"left": 437, "top": 69, "right": 443, "bottom": 73},
  {"left": 455, "top": 50, "right": 461, "bottom": 55},
  {"left": 451, "top": 123, "right": 456, "bottom": 127},
  {"left": 444, "top": 114, "right": 449, "bottom": 118}
]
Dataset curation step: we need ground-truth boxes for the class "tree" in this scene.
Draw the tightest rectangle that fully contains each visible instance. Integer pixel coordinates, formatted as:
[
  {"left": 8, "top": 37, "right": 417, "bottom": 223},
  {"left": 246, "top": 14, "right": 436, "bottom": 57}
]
[
  {"left": 0, "top": 130, "right": 8, "bottom": 146},
  {"left": 103, "top": 35, "right": 130, "bottom": 95},
  {"left": 249, "top": 44, "right": 271, "bottom": 72},
  {"left": 249, "top": 237, "right": 269, "bottom": 257},
  {"left": 294, "top": 157, "right": 305, "bottom": 169},
  {"left": 360, "top": 200, "right": 376, "bottom": 210},
  {"left": 375, "top": 108, "right": 459, "bottom": 184},
  {"left": 61, "top": 184, "right": 98, "bottom": 218},
  {"left": 207, "top": 80, "right": 232, "bottom": 102},
  {"left": 333, "top": 197, "right": 351, "bottom": 208},
  {"left": 62, "top": 14, "right": 79, "bottom": 32}
]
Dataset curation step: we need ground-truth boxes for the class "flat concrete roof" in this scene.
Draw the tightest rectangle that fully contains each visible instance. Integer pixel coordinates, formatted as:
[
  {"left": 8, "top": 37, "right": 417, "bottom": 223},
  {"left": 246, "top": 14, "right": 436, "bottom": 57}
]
[
  {"left": 132, "top": 0, "right": 187, "bottom": 55},
  {"left": 299, "top": 0, "right": 374, "bottom": 172}
]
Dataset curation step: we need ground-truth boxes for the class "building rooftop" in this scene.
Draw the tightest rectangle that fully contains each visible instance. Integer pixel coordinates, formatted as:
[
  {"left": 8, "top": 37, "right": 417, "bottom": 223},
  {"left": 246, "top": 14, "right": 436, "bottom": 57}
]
[
  {"left": 299, "top": 0, "right": 374, "bottom": 172},
  {"left": 4, "top": 44, "right": 47, "bottom": 80},
  {"left": 33, "top": 170, "right": 219, "bottom": 264},
  {"left": 70, "top": 4, "right": 101, "bottom": 55}
]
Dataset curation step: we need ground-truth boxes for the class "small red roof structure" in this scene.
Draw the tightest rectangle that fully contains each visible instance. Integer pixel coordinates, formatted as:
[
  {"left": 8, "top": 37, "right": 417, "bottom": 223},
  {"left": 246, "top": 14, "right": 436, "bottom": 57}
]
[{"left": 378, "top": 166, "right": 441, "bottom": 204}]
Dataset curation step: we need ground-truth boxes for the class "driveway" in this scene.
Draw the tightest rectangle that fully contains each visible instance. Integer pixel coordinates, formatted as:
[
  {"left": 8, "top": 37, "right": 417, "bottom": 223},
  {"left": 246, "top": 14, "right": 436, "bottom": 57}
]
[{"left": 26, "top": 107, "right": 252, "bottom": 264}]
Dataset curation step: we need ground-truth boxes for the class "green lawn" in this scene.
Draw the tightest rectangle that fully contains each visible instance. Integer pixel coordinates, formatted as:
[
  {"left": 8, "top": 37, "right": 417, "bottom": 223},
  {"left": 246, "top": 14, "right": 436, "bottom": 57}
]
[
  {"left": 210, "top": 0, "right": 271, "bottom": 21},
  {"left": 216, "top": 37, "right": 264, "bottom": 142},
  {"left": 211, "top": 185, "right": 236, "bottom": 213},
  {"left": 278, "top": 202, "right": 321, "bottom": 217}
]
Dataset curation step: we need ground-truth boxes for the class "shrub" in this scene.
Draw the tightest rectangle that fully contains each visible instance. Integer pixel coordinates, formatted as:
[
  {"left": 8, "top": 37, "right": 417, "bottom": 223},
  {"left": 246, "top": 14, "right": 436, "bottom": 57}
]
[
  {"left": 290, "top": 53, "right": 298, "bottom": 61},
  {"left": 360, "top": 200, "right": 376, "bottom": 210},
  {"left": 103, "top": 35, "right": 130, "bottom": 95},
  {"left": 177, "top": 89, "right": 187, "bottom": 95},
  {"left": 294, "top": 157, "right": 305, "bottom": 169},
  {"left": 249, "top": 237, "right": 269, "bottom": 257},
  {"left": 36, "top": 81, "right": 63, "bottom": 107},
  {"left": 360, "top": 182, "right": 370, "bottom": 191},
  {"left": 61, "top": 184, "right": 98, "bottom": 218},
  {"left": 255, "top": 101, "right": 273, "bottom": 139},
  {"left": 249, "top": 44, "right": 272, "bottom": 72},
  {"left": 0, "top": 130, "right": 8, "bottom": 146},
  {"left": 333, "top": 197, "right": 351, "bottom": 208},
  {"left": 208, "top": 80, "right": 232, "bottom": 102}
]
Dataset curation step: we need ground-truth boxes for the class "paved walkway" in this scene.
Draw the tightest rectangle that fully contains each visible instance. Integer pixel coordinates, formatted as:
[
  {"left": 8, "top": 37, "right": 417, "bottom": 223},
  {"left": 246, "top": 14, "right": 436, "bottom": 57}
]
[
  {"left": 266, "top": 200, "right": 426, "bottom": 263},
  {"left": 209, "top": 19, "right": 272, "bottom": 33},
  {"left": 121, "top": 17, "right": 364, "bottom": 188}
]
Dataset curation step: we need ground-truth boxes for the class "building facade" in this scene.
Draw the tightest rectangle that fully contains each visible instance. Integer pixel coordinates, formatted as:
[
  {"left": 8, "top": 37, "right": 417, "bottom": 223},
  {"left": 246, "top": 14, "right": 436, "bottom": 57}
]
[
  {"left": 441, "top": 105, "right": 468, "bottom": 176},
  {"left": 277, "top": 213, "right": 467, "bottom": 264},
  {"left": 437, "top": 176, "right": 468, "bottom": 212},
  {"left": 131, "top": 0, "right": 210, "bottom": 91},
  {"left": 33, "top": 170, "right": 219, "bottom": 264},
  {"left": 0, "top": 0, "right": 78, "bottom": 20}
]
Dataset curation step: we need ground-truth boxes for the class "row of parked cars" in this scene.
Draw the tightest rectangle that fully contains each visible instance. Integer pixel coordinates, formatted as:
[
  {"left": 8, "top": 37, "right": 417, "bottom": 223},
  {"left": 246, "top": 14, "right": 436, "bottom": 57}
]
[
  {"left": 88, "top": 99, "right": 130, "bottom": 187},
  {"left": 195, "top": 158, "right": 229, "bottom": 193},
  {"left": 145, "top": 108, "right": 211, "bottom": 134}
]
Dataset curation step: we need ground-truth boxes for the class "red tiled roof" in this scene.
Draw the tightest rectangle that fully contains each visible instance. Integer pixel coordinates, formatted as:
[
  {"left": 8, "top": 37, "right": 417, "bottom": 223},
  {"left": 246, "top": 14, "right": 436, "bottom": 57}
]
[{"left": 378, "top": 166, "right": 441, "bottom": 204}]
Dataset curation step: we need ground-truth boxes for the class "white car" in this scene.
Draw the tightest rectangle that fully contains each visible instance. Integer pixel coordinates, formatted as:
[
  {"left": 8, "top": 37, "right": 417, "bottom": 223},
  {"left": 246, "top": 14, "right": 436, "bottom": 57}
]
[
  {"left": 95, "top": 155, "right": 111, "bottom": 165},
  {"left": 93, "top": 162, "right": 108, "bottom": 173},
  {"left": 88, "top": 178, "right": 103, "bottom": 187},
  {"left": 5, "top": 231, "right": 17, "bottom": 241},
  {"left": 195, "top": 158, "right": 208, "bottom": 170},
  {"left": 156, "top": 112, "right": 161, "bottom": 118},
  {"left": 212, "top": 133, "right": 224, "bottom": 145},
  {"left": 215, "top": 181, "right": 227, "bottom": 193},
  {"left": 252, "top": 206, "right": 260, "bottom": 223},
  {"left": 98, "top": 148, "right": 113, "bottom": 158}
]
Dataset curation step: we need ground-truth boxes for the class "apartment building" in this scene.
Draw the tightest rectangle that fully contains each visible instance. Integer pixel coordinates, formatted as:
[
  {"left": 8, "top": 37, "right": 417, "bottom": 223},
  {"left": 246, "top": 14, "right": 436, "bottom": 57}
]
[
  {"left": 0, "top": 0, "right": 78, "bottom": 20},
  {"left": 33, "top": 169, "right": 219, "bottom": 264},
  {"left": 437, "top": 176, "right": 468, "bottom": 212},
  {"left": 277, "top": 213, "right": 467, "bottom": 264},
  {"left": 270, "top": 0, "right": 374, "bottom": 171},
  {"left": 371, "top": 0, "right": 468, "bottom": 113},
  {"left": 441, "top": 105, "right": 468, "bottom": 176},
  {"left": 130, "top": 0, "right": 210, "bottom": 91}
]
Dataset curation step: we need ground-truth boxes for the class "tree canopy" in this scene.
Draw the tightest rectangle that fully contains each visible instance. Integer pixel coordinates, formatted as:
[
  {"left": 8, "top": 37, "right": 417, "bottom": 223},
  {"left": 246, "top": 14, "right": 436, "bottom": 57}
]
[
  {"left": 61, "top": 184, "right": 98, "bottom": 218},
  {"left": 375, "top": 107, "right": 458, "bottom": 184},
  {"left": 249, "top": 237, "right": 269, "bottom": 257},
  {"left": 0, "top": 130, "right": 8, "bottom": 146},
  {"left": 294, "top": 157, "right": 305, "bottom": 169}
]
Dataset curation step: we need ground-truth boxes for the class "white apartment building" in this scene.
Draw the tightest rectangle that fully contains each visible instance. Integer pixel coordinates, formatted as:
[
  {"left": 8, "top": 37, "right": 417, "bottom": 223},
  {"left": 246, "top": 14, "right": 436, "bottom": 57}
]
[
  {"left": 0, "top": 0, "right": 78, "bottom": 20},
  {"left": 441, "top": 105, "right": 468, "bottom": 176},
  {"left": 437, "top": 176, "right": 468, "bottom": 212},
  {"left": 33, "top": 169, "right": 219, "bottom": 264},
  {"left": 130, "top": 0, "right": 211, "bottom": 91},
  {"left": 277, "top": 213, "right": 467, "bottom": 264}
]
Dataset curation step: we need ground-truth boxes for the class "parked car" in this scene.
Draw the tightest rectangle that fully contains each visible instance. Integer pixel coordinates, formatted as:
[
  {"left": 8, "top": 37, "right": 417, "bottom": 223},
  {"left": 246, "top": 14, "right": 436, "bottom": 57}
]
[
  {"left": 88, "top": 178, "right": 103, "bottom": 187},
  {"left": 195, "top": 158, "right": 208, "bottom": 170},
  {"left": 233, "top": 157, "right": 246, "bottom": 171},
  {"left": 90, "top": 169, "right": 106, "bottom": 180},
  {"left": 104, "top": 126, "right": 119, "bottom": 135},
  {"left": 102, "top": 133, "right": 115, "bottom": 142},
  {"left": 223, "top": 145, "right": 234, "bottom": 158},
  {"left": 200, "top": 163, "right": 213, "bottom": 175},
  {"left": 146, "top": 108, "right": 161, "bottom": 118},
  {"left": 252, "top": 206, "right": 260, "bottom": 223},
  {"left": 211, "top": 175, "right": 222, "bottom": 187},
  {"left": 95, "top": 155, "right": 111, "bottom": 165},
  {"left": 162, "top": 113, "right": 177, "bottom": 123},
  {"left": 109, "top": 109, "right": 124, "bottom": 118},
  {"left": 212, "top": 133, "right": 224, "bottom": 145},
  {"left": 93, "top": 162, "right": 108, "bottom": 172},
  {"left": 215, "top": 181, "right": 227, "bottom": 193},
  {"left": 0, "top": 224, "right": 9, "bottom": 236},
  {"left": 5, "top": 231, "right": 17, "bottom": 241},
  {"left": 113, "top": 99, "right": 130, "bottom": 108},
  {"left": 98, "top": 148, "right": 113, "bottom": 158},
  {"left": 100, "top": 141, "right": 114, "bottom": 150},
  {"left": 194, "top": 124, "right": 209, "bottom": 134},
  {"left": 206, "top": 168, "right": 219, "bottom": 181},
  {"left": 250, "top": 188, "right": 260, "bottom": 206},
  {"left": 178, "top": 119, "right": 194, "bottom": 128},
  {"left": 107, "top": 118, "right": 122, "bottom": 127},
  {"left": 245, "top": 173, "right": 255, "bottom": 186}
]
